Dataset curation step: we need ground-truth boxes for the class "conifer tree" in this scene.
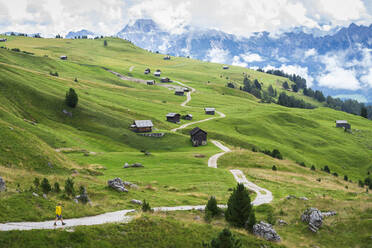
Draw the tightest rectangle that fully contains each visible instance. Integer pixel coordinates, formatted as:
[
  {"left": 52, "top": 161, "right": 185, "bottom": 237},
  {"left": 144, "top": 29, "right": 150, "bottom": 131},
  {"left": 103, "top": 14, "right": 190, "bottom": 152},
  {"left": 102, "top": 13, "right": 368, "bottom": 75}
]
[
  {"left": 41, "top": 178, "right": 52, "bottom": 194},
  {"left": 207, "top": 228, "right": 242, "bottom": 248},
  {"left": 225, "top": 183, "right": 255, "bottom": 228},
  {"left": 205, "top": 196, "right": 220, "bottom": 217},
  {"left": 65, "top": 88, "right": 78, "bottom": 108}
]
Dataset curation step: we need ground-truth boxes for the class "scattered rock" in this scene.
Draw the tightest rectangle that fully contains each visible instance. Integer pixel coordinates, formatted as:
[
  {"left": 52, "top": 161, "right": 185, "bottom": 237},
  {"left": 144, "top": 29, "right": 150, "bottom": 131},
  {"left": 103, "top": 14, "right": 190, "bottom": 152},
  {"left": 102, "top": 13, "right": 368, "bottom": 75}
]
[
  {"left": 47, "top": 162, "right": 53, "bottom": 168},
  {"left": 253, "top": 221, "right": 281, "bottom": 242},
  {"left": 194, "top": 216, "right": 201, "bottom": 221},
  {"left": 301, "top": 208, "right": 323, "bottom": 232},
  {"left": 74, "top": 199, "right": 79, "bottom": 204},
  {"left": 32, "top": 192, "right": 39, "bottom": 197},
  {"left": 9, "top": 127, "right": 13, "bottom": 130},
  {"left": 321, "top": 211, "right": 337, "bottom": 217},
  {"left": 43, "top": 194, "right": 47, "bottom": 199},
  {"left": 299, "top": 197, "right": 309, "bottom": 201},
  {"left": 75, "top": 187, "right": 90, "bottom": 204},
  {"left": 278, "top": 219, "right": 288, "bottom": 225},
  {"left": 0, "top": 177, "right": 6, "bottom": 192},
  {"left": 62, "top": 109, "right": 73, "bottom": 117},
  {"left": 108, "top": 178, "right": 128, "bottom": 192},
  {"left": 130, "top": 199, "right": 142, "bottom": 205},
  {"left": 123, "top": 163, "right": 144, "bottom": 168},
  {"left": 286, "top": 195, "right": 296, "bottom": 200}
]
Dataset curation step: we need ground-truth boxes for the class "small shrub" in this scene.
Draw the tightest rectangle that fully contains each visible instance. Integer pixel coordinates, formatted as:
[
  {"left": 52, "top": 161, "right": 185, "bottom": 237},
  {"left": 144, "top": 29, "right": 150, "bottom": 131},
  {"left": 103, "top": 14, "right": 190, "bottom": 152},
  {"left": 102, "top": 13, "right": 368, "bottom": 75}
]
[
  {"left": 205, "top": 196, "right": 220, "bottom": 218},
  {"left": 358, "top": 180, "right": 364, "bottom": 188},
  {"left": 323, "top": 165, "right": 331, "bottom": 173},
  {"left": 104, "top": 40, "right": 108, "bottom": 47},
  {"left": 78, "top": 186, "right": 89, "bottom": 204},
  {"left": 272, "top": 165, "right": 277, "bottom": 171},
  {"left": 11, "top": 48, "right": 20, "bottom": 52},
  {"left": 33, "top": 177, "right": 40, "bottom": 189},
  {"left": 49, "top": 71, "right": 59, "bottom": 77},
  {"left": 266, "top": 211, "right": 276, "bottom": 225},
  {"left": 142, "top": 200, "right": 152, "bottom": 212},
  {"left": 65, "top": 178, "right": 75, "bottom": 196},
  {"left": 333, "top": 172, "right": 338, "bottom": 177},
  {"left": 41, "top": 178, "right": 52, "bottom": 194},
  {"left": 65, "top": 88, "right": 78, "bottom": 108},
  {"left": 205, "top": 228, "right": 242, "bottom": 248},
  {"left": 344, "top": 175, "right": 348, "bottom": 181},
  {"left": 311, "top": 165, "right": 316, "bottom": 171},
  {"left": 74, "top": 77, "right": 78, "bottom": 82},
  {"left": 298, "top": 162, "right": 306, "bottom": 167},
  {"left": 54, "top": 182, "right": 61, "bottom": 193}
]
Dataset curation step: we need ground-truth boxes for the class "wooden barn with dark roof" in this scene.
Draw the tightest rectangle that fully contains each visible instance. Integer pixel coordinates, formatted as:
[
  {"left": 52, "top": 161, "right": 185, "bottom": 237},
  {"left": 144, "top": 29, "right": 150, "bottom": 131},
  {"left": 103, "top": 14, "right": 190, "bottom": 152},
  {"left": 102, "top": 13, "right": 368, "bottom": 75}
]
[
  {"left": 190, "top": 127, "right": 207, "bottom": 147},
  {"left": 166, "top": 113, "right": 181, "bottom": 123}
]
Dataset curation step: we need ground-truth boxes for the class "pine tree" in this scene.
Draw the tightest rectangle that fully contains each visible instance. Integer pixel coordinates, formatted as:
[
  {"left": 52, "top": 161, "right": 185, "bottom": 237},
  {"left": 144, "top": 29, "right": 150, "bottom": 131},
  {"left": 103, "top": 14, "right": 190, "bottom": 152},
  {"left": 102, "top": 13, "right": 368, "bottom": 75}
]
[
  {"left": 104, "top": 40, "right": 108, "bottom": 47},
  {"left": 208, "top": 228, "right": 242, "bottom": 248},
  {"left": 65, "top": 88, "right": 78, "bottom": 108},
  {"left": 205, "top": 196, "right": 220, "bottom": 217},
  {"left": 225, "top": 183, "right": 255, "bottom": 228},
  {"left": 268, "top": 85, "right": 275, "bottom": 97},
  {"left": 344, "top": 175, "right": 348, "bottom": 181},
  {"left": 282, "top": 81, "right": 289, "bottom": 90},
  {"left": 361, "top": 106, "right": 368, "bottom": 118},
  {"left": 33, "top": 177, "right": 40, "bottom": 189},
  {"left": 323, "top": 165, "right": 331, "bottom": 173},
  {"left": 65, "top": 178, "right": 75, "bottom": 196},
  {"left": 41, "top": 178, "right": 52, "bottom": 194},
  {"left": 311, "top": 165, "right": 316, "bottom": 171},
  {"left": 272, "top": 165, "right": 277, "bottom": 171},
  {"left": 142, "top": 200, "right": 152, "bottom": 212},
  {"left": 54, "top": 182, "right": 61, "bottom": 193}
]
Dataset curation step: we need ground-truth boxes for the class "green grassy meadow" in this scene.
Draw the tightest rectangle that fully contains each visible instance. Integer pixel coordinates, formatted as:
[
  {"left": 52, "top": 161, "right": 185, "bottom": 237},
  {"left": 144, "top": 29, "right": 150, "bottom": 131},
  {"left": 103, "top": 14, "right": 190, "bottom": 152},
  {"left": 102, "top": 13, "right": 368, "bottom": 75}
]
[{"left": 0, "top": 35, "right": 371, "bottom": 247}]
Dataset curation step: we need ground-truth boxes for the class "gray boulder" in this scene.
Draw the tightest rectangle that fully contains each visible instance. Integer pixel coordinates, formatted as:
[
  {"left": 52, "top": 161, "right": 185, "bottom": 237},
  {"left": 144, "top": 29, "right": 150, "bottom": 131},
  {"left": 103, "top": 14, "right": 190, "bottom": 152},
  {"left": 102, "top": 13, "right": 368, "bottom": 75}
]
[
  {"left": 301, "top": 208, "right": 323, "bottom": 232},
  {"left": 43, "top": 194, "right": 47, "bottom": 199},
  {"left": 131, "top": 199, "right": 142, "bottom": 205},
  {"left": 278, "top": 219, "right": 288, "bottom": 225},
  {"left": 123, "top": 163, "right": 130, "bottom": 168},
  {"left": 299, "top": 196, "right": 309, "bottom": 201},
  {"left": 108, "top": 178, "right": 128, "bottom": 192},
  {"left": 123, "top": 162, "right": 144, "bottom": 168},
  {"left": 322, "top": 211, "right": 337, "bottom": 217},
  {"left": 0, "top": 177, "right": 6, "bottom": 192},
  {"left": 286, "top": 195, "right": 296, "bottom": 200},
  {"left": 131, "top": 163, "right": 144, "bottom": 168},
  {"left": 75, "top": 187, "right": 90, "bottom": 204},
  {"left": 253, "top": 221, "right": 281, "bottom": 242},
  {"left": 32, "top": 192, "right": 39, "bottom": 197}
]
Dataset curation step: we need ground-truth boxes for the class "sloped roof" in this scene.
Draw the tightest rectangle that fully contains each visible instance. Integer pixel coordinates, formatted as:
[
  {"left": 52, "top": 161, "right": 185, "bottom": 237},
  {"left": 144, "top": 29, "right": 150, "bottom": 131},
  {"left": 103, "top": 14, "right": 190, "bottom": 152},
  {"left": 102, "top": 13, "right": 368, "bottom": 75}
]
[
  {"left": 190, "top": 127, "right": 207, "bottom": 136},
  {"left": 336, "top": 120, "right": 348, "bottom": 124},
  {"left": 204, "top": 107, "right": 215, "bottom": 112},
  {"left": 134, "top": 120, "right": 153, "bottom": 128},
  {"left": 166, "top": 113, "right": 180, "bottom": 117}
]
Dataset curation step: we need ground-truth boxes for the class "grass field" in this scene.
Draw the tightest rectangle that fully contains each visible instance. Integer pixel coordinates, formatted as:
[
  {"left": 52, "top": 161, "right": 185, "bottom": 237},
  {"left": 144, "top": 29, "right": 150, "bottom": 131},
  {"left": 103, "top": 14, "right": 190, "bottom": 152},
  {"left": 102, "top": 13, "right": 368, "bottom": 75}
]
[{"left": 0, "top": 35, "right": 371, "bottom": 247}]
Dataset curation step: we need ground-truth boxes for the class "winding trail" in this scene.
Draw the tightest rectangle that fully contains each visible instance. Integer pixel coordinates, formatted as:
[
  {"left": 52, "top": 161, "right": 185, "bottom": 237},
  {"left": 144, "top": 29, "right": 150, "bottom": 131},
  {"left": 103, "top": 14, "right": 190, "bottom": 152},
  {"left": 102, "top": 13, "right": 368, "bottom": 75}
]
[
  {"left": 0, "top": 67, "right": 272, "bottom": 231},
  {"left": 129, "top": 66, "right": 135, "bottom": 72}
]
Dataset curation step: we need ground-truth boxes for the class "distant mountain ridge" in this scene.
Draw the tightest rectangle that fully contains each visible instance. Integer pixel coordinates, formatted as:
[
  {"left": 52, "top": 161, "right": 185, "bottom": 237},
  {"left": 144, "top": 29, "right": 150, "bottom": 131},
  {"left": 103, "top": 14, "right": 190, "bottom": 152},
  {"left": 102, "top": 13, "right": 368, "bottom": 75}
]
[
  {"left": 116, "top": 19, "right": 372, "bottom": 103},
  {"left": 65, "top": 29, "right": 97, "bottom": 39}
]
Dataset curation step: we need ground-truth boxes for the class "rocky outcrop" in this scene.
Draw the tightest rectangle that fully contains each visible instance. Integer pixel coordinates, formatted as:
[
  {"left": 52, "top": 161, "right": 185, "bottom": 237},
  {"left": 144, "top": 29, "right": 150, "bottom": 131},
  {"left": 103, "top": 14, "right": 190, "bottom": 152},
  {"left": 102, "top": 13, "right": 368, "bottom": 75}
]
[
  {"left": 131, "top": 199, "right": 142, "bottom": 205},
  {"left": 321, "top": 211, "right": 337, "bottom": 218},
  {"left": 108, "top": 178, "right": 128, "bottom": 192},
  {"left": 123, "top": 163, "right": 144, "bottom": 168},
  {"left": 253, "top": 221, "right": 281, "bottom": 242},
  {"left": 123, "top": 181, "right": 139, "bottom": 189},
  {"left": 0, "top": 177, "right": 6, "bottom": 192},
  {"left": 278, "top": 219, "right": 288, "bottom": 225},
  {"left": 75, "top": 187, "right": 90, "bottom": 204},
  {"left": 301, "top": 208, "right": 323, "bottom": 232}
]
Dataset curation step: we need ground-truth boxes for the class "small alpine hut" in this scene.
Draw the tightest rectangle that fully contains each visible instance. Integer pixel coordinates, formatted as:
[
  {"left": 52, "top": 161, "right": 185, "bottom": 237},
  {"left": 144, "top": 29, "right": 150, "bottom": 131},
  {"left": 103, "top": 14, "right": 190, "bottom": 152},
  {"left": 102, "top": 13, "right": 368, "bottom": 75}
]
[
  {"left": 60, "top": 55, "right": 68, "bottom": 60},
  {"left": 204, "top": 107, "right": 215, "bottom": 115},
  {"left": 163, "top": 55, "right": 171, "bottom": 60},
  {"left": 161, "top": 77, "right": 171, "bottom": 83},
  {"left": 154, "top": 71, "right": 161, "bottom": 77},
  {"left": 183, "top": 114, "right": 193, "bottom": 120},
  {"left": 336, "top": 120, "right": 351, "bottom": 130},
  {"left": 166, "top": 113, "right": 181, "bottom": 123},
  {"left": 175, "top": 90, "right": 184, "bottom": 96},
  {"left": 190, "top": 127, "right": 207, "bottom": 147},
  {"left": 223, "top": 65, "right": 229, "bottom": 70},
  {"left": 131, "top": 120, "right": 153, "bottom": 133},
  {"left": 144, "top": 68, "right": 151, "bottom": 74},
  {"left": 0, "top": 38, "right": 7, "bottom": 42},
  {"left": 147, "top": 80, "right": 155, "bottom": 85},
  {"left": 183, "top": 87, "right": 190, "bottom": 92}
]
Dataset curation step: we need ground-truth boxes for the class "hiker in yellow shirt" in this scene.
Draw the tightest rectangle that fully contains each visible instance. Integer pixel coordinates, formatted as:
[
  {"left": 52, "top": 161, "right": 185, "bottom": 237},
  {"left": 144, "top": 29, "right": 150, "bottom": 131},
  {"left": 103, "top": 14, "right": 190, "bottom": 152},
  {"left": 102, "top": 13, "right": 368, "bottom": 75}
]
[{"left": 54, "top": 203, "right": 66, "bottom": 226}]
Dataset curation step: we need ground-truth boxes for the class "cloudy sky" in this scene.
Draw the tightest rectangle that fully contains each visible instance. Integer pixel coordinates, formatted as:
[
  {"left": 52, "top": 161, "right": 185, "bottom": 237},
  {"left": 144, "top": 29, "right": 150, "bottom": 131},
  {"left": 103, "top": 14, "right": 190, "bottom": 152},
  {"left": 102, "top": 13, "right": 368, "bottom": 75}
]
[{"left": 1, "top": 0, "right": 372, "bottom": 36}]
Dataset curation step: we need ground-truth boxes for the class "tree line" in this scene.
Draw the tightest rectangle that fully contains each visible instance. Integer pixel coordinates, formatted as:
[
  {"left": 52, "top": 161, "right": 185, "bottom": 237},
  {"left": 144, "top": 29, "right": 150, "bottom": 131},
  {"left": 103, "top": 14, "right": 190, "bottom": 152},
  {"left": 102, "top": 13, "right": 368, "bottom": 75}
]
[{"left": 257, "top": 68, "right": 372, "bottom": 119}]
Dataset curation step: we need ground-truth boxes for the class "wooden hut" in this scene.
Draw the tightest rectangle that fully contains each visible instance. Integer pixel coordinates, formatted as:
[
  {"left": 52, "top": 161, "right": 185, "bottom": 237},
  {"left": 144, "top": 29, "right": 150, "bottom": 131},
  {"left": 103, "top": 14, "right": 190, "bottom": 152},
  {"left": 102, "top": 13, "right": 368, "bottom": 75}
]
[
  {"left": 223, "top": 66, "right": 229, "bottom": 70},
  {"left": 0, "top": 38, "right": 7, "bottom": 42},
  {"left": 147, "top": 80, "right": 155, "bottom": 85},
  {"left": 154, "top": 71, "right": 161, "bottom": 77},
  {"left": 204, "top": 107, "right": 215, "bottom": 115},
  {"left": 166, "top": 113, "right": 181, "bottom": 123},
  {"left": 190, "top": 127, "right": 207, "bottom": 147},
  {"left": 175, "top": 90, "right": 184, "bottom": 96},
  {"left": 163, "top": 56, "right": 171, "bottom": 60},
  {"left": 131, "top": 120, "right": 153, "bottom": 133},
  {"left": 144, "top": 68, "right": 151, "bottom": 74},
  {"left": 183, "top": 114, "right": 193, "bottom": 120},
  {"left": 161, "top": 77, "right": 171, "bottom": 83},
  {"left": 336, "top": 120, "right": 351, "bottom": 130}
]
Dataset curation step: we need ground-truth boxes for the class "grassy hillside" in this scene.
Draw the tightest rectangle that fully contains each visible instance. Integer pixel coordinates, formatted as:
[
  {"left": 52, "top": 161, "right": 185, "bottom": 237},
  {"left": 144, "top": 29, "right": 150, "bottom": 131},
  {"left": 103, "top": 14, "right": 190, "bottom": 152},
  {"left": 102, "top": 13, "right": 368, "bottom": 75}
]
[{"left": 0, "top": 35, "right": 371, "bottom": 247}]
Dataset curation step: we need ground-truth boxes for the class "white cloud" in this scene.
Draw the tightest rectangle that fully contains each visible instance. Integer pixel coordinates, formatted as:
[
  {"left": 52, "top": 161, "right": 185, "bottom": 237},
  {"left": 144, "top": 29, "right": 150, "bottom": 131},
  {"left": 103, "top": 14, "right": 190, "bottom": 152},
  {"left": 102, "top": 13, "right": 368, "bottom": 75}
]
[
  {"left": 304, "top": 48, "right": 317, "bottom": 58},
  {"left": 0, "top": 2, "right": 10, "bottom": 27},
  {"left": 205, "top": 45, "right": 230, "bottom": 64},
  {"left": 232, "top": 56, "right": 248, "bottom": 67},
  {"left": 361, "top": 68, "right": 372, "bottom": 87},
  {"left": 263, "top": 64, "right": 314, "bottom": 87},
  {"left": 318, "top": 67, "right": 361, "bottom": 90},
  {"left": 241, "top": 52, "right": 264, "bottom": 62},
  {"left": 1, "top": 0, "right": 371, "bottom": 37}
]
